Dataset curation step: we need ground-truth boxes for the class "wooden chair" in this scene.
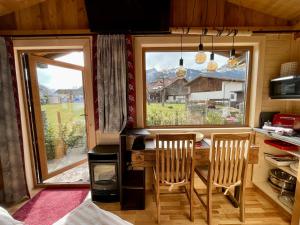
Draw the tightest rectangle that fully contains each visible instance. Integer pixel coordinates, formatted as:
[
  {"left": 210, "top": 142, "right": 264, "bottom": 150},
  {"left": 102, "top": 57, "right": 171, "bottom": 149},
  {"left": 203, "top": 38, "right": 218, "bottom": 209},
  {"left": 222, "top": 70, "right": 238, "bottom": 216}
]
[
  {"left": 153, "top": 133, "right": 196, "bottom": 223},
  {"left": 194, "top": 133, "right": 252, "bottom": 225}
]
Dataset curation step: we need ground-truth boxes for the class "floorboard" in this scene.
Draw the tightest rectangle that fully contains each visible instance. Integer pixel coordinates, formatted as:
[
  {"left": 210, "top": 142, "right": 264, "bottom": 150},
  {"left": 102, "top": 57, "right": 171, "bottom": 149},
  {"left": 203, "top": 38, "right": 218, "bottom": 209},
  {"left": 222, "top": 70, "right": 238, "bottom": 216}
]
[
  {"left": 7, "top": 188, "right": 291, "bottom": 225},
  {"left": 96, "top": 189, "right": 291, "bottom": 225}
]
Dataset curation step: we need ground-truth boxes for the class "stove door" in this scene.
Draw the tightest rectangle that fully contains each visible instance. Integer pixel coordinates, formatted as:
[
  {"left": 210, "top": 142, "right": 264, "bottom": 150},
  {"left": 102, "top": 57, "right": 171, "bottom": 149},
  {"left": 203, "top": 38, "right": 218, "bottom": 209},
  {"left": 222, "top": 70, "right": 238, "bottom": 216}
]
[{"left": 91, "top": 162, "right": 118, "bottom": 191}]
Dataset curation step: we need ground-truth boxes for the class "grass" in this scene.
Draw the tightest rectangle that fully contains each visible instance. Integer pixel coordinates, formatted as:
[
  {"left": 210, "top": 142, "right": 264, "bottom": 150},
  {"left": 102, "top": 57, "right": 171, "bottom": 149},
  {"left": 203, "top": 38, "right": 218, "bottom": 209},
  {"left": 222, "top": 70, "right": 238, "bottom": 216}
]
[
  {"left": 146, "top": 102, "right": 244, "bottom": 126},
  {"left": 146, "top": 103, "right": 188, "bottom": 126},
  {"left": 41, "top": 103, "right": 85, "bottom": 132}
]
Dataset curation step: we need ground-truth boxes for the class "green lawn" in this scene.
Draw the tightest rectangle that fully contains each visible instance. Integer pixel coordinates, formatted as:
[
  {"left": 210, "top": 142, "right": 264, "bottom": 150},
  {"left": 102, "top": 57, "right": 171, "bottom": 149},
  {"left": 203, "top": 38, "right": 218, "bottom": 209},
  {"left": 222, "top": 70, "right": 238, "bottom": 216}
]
[
  {"left": 146, "top": 103, "right": 188, "bottom": 126},
  {"left": 41, "top": 103, "right": 85, "bottom": 132},
  {"left": 146, "top": 102, "right": 244, "bottom": 126},
  {"left": 41, "top": 103, "right": 86, "bottom": 160}
]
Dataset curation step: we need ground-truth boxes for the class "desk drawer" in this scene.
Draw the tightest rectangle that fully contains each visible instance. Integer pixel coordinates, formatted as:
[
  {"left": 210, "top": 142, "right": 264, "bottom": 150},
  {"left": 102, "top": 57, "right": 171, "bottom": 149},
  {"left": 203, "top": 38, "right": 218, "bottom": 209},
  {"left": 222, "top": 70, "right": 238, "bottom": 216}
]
[{"left": 131, "top": 152, "right": 144, "bottom": 162}]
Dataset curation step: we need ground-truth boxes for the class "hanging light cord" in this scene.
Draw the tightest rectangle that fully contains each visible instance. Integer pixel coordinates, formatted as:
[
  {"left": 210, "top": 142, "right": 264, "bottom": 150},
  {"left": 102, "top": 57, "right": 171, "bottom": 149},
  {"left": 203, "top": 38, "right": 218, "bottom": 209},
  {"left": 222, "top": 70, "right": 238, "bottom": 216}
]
[
  {"left": 211, "top": 35, "right": 214, "bottom": 54},
  {"left": 181, "top": 34, "right": 183, "bottom": 59},
  {"left": 232, "top": 35, "right": 235, "bottom": 49}
]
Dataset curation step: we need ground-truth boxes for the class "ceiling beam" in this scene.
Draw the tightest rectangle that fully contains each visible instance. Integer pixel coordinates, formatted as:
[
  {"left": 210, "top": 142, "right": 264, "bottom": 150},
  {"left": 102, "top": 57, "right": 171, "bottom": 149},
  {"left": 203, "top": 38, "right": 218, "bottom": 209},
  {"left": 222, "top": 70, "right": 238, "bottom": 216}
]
[{"left": 292, "top": 15, "right": 300, "bottom": 29}]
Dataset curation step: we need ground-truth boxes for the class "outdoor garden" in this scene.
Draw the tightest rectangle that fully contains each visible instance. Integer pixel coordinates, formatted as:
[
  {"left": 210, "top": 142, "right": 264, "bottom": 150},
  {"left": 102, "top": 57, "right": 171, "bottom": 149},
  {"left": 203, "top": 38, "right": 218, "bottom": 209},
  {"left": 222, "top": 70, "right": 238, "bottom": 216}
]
[
  {"left": 146, "top": 102, "right": 244, "bottom": 127},
  {"left": 42, "top": 102, "right": 87, "bottom": 172}
]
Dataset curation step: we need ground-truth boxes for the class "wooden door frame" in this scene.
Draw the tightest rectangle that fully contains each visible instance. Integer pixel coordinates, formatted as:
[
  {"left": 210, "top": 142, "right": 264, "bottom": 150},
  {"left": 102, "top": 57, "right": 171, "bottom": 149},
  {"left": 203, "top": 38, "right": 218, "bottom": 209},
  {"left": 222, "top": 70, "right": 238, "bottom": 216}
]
[
  {"left": 28, "top": 54, "right": 88, "bottom": 180},
  {"left": 13, "top": 37, "right": 96, "bottom": 186}
]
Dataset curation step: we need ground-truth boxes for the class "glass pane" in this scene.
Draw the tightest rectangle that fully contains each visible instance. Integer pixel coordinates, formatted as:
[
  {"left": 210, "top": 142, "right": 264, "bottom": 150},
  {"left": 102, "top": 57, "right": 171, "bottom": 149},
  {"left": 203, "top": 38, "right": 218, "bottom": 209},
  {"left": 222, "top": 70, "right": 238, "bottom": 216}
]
[
  {"left": 54, "top": 52, "right": 84, "bottom": 66},
  {"left": 145, "top": 50, "right": 249, "bottom": 127},
  {"left": 93, "top": 164, "right": 117, "bottom": 184},
  {"left": 36, "top": 63, "right": 87, "bottom": 174}
]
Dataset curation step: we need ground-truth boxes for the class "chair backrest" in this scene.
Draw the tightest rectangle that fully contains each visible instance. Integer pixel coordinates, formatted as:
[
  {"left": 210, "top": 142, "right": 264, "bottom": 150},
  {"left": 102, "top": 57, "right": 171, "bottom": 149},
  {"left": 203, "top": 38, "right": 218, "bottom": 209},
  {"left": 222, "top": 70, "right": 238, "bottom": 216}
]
[
  {"left": 209, "top": 133, "right": 252, "bottom": 186},
  {"left": 155, "top": 133, "right": 196, "bottom": 184}
]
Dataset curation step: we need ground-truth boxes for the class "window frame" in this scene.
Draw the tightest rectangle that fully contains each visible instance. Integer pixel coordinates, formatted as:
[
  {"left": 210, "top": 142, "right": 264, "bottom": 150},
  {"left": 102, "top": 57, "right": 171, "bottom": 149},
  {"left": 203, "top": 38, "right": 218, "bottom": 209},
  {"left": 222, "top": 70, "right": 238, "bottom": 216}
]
[{"left": 142, "top": 46, "right": 253, "bottom": 129}]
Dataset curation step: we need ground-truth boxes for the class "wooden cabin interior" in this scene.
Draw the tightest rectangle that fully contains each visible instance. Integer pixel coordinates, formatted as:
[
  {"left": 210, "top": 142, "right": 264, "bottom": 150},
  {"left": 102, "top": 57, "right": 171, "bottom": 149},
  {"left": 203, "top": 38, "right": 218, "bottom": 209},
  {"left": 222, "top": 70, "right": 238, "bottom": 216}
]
[{"left": 1, "top": 0, "right": 300, "bottom": 224}]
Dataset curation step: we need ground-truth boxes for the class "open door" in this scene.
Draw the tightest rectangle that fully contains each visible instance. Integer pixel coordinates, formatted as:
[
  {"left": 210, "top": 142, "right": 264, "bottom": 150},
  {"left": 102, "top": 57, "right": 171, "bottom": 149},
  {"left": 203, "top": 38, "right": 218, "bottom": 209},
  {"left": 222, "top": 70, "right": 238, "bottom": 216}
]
[{"left": 28, "top": 54, "right": 88, "bottom": 181}]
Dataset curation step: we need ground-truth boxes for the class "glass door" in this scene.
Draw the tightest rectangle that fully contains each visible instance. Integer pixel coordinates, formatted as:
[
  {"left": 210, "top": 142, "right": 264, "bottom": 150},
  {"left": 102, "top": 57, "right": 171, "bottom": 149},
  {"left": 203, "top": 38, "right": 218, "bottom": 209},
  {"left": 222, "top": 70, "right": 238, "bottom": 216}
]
[{"left": 28, "top": 54, "right": 88, "bottom": 180}]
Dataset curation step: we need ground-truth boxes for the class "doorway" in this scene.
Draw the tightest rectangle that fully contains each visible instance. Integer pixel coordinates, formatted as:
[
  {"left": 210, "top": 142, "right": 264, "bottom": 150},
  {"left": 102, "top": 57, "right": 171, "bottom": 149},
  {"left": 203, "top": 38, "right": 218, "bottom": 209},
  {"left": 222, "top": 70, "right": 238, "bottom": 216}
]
[
  {"left": 13, "top": 38, "right": 95, "bottom": 191},
  {"left": 28, "top": 52, "right": 90, "bottom": 184}
]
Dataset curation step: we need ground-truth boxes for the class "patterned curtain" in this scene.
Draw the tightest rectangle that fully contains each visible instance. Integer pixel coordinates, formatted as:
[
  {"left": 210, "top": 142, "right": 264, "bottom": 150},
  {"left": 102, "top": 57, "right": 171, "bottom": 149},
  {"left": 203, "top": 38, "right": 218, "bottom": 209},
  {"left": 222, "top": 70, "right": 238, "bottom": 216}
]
[
  {"left": 97, "top": 35, "right": 127, "bottom": 133},
  {"left": 0, "top": 37, "right": 28, "bottom": 203},
  {"left": 125, "top": 36, "right": 137, "bottom": 128},
  {"left": 93, "top": 35, "right": 137, "bottom": 131}
]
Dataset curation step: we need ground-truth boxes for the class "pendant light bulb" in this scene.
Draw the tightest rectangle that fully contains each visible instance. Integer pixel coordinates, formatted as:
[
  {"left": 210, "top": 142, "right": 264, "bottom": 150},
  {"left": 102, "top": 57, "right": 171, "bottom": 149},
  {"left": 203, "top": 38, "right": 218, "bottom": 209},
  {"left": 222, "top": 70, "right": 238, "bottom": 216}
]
[
  {"left": 176, "top": 34, "right": 186, "bottom": 79},
  {"left": 176, "top": 58, "right": 187, "bottom": 79},
  {"left": 227, "top": 35, "right": 238, "bottom": 68},
  {"left": 227, "top": 48, "right": 238, "bottom": 68},
  {"left": 195, "top": 43, "right": 207, "bottom": 64},
  {"left": 207, "top": 53, "right": 218, "bottom": 72}
]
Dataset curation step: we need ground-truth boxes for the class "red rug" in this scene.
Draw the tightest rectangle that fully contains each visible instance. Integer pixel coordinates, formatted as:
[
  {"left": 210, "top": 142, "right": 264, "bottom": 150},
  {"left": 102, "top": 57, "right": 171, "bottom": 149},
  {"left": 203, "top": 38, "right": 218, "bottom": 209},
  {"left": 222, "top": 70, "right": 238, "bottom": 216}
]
[{"left": 13, "top": 188, "right": 89, "bottom": 225}]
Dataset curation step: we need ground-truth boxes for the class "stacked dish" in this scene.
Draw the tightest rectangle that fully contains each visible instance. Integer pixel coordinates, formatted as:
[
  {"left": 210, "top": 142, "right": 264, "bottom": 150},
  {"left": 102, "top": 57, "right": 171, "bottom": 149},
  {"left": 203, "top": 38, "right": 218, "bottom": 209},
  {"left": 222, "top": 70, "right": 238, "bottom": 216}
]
[{"left": 268, "top": 168, "right": 296, "bottom": 194}]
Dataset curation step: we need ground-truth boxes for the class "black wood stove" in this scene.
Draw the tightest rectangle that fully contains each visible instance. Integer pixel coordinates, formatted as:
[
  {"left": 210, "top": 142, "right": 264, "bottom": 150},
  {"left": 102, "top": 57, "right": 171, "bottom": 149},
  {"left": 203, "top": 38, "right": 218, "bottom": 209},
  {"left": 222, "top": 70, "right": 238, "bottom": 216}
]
[{"left": 88, "top": 145, "right": 119, "bottom": 202}]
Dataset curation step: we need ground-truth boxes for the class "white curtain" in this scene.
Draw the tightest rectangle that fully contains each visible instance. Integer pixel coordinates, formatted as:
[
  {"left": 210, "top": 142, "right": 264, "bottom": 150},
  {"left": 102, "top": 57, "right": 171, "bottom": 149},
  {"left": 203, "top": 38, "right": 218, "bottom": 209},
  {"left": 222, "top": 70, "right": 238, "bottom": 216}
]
[
  {"left": 0, "top": 37, "right": 28, "bottom": 203},
  {"left": 97, "top": 35, "right": 127, "bottom": 133}
]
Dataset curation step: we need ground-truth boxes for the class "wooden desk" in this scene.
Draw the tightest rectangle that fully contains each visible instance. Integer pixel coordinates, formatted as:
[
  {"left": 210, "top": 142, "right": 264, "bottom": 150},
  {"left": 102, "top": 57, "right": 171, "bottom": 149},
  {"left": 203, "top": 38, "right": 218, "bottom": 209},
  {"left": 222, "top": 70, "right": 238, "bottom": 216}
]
[
  {"left": 130, "top": 138, "right": 259, "bottom": 208},
  {"left": 131, "top": 138, "right": 259, "bottom": 168}
]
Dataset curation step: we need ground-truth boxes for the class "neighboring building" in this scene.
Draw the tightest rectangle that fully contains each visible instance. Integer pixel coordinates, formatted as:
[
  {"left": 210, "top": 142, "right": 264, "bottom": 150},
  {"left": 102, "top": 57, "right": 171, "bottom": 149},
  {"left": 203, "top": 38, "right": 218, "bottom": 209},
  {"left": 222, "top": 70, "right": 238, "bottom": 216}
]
[
  {"left": 230, "top": 90, "right": 245, "bottom": 108},
  {"left": 47, "top": 96, "right": 60, "bottom": 104},
  {"left": 54, "top": 88, "right": 84, "bottom": 103},
  {"left": 185, "top": 73, "right": 245, "bottom": 107},
  {"left": 148, "top": 78, "right": 188, "bottom": 103},
  {"left": 39, "top": 85, "right": 84, "bottom": 104}
]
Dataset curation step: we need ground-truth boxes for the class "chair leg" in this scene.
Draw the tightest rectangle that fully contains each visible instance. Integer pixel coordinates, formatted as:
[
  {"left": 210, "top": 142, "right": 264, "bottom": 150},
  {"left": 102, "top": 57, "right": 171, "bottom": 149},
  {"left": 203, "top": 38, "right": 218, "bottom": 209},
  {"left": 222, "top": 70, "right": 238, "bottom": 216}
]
[
  {"left": 156, "top": 185, "right": 160, "bottom": 224},
  {"left": 239, "top": 185, "right": 245, "bottom": 223},
  {"left": 190, "top": 183, "right": 194, "bottom": 222},
  {"left": 207, "top": 183, "right": 212, "bottom": 225}
]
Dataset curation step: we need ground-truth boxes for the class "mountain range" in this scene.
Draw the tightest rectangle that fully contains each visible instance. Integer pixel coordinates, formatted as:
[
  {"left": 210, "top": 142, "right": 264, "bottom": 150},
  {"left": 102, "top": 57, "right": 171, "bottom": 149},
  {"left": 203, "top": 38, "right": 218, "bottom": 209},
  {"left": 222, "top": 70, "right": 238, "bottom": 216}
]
[{"left": 146, "top": 67, "right": 246, "bottom": 83}]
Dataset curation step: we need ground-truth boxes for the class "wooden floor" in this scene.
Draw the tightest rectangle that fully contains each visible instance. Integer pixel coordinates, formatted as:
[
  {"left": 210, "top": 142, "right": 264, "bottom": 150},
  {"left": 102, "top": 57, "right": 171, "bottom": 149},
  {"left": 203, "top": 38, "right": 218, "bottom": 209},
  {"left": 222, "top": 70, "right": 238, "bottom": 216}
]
[{"left": 96, "top": 189, "right": 291, "bottom": 225}]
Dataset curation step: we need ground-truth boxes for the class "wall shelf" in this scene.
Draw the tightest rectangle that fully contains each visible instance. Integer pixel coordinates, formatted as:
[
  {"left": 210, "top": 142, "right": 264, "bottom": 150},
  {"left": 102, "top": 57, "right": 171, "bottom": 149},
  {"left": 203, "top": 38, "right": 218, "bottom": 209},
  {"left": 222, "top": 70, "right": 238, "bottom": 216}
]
[
  {"left": 254, "top": 128, "right": 300, "bottom": 147},
  {"left": 253, "top": 130, "right": 299, "bottom": 221},
  {"left": 254, "top": 128, "right": 300, "bottom": 158},
  {"left": 120, "top": 128, "right": 148, "bottom": 210},
  {"left": 264, "top": 156, "right": 297, "bottom": 177},
  {"left": 253, "top": 181, "right": 293, "bottom": 215}
]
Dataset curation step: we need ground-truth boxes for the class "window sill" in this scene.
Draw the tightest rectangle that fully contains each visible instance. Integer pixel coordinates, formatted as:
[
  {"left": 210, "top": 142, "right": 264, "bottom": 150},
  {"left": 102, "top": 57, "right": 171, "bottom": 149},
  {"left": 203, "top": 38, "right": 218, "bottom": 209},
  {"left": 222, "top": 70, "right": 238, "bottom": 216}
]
[{"left": 147, "top": 127, "right": 252, "bottom": 136}]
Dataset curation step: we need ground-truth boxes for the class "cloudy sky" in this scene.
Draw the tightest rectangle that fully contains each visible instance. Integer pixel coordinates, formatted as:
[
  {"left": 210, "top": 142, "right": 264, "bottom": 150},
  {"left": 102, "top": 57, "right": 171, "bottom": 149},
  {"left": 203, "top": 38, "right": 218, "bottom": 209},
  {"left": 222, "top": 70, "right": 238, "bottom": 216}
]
[
  {"left": 37, "top": 50, "right": 229, "bottom": 90},
  {"left": 37, "top": 52, "right": 84, "bottom": 90},
  {"left": 146, "top": 51, "right": 228, "bottom": 71}
]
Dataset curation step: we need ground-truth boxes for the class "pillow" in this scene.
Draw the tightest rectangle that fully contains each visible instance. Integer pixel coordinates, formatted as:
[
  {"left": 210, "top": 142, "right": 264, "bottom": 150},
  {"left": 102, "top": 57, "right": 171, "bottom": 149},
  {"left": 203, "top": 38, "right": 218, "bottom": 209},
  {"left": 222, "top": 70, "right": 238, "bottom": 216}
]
[
  {"left": 0, "top": 207, "right": 24, "bottom": 225},
  {"left": 53, "top": 200, "right": 133, "bottom": 225}
]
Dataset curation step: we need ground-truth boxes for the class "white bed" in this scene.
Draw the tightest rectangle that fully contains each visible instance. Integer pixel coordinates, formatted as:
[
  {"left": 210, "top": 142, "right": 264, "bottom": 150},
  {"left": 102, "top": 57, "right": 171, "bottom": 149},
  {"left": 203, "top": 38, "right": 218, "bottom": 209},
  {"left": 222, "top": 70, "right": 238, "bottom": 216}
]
[{"left": 53, "top": 199, "right": 133, "bottom": 225}]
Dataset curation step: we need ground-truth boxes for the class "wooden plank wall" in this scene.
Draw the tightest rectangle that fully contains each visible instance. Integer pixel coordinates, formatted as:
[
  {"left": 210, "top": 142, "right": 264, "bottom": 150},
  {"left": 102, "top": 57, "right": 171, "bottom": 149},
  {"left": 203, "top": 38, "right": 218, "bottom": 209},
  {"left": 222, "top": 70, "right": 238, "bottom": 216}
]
[
  {"left": 0, "top": 0, "right": 46, "bottom": 17},
  {"left": 0, "top": 0, "right": 88, "bottom": 30},
  {"left": 261, "top": 34, "right": 300, "bottom": 115},
  {"left": 171, "top": 0, "right": 289, "bottom": 27},
  {"left": 0, "top": 0, "right": 291, "bottom": 32}
]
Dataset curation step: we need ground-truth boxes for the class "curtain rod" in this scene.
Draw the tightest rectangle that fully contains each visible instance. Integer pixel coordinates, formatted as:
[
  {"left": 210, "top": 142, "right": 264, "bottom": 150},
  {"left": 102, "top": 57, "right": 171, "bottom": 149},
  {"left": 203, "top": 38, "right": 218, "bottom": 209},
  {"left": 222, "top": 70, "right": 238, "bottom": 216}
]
[
  {"left": 171, "top": 27, "right": 300, "bottom": 35},
  {"left": 170, "top": 27, "right": 252, "bottom": 36}
]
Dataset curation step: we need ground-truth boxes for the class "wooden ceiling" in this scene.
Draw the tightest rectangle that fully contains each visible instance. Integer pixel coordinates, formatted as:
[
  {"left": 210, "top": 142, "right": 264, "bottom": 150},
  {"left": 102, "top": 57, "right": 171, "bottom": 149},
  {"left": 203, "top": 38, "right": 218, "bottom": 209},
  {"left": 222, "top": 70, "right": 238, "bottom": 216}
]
[
  {"left": 228, "top": 0, "right": 300, "bottom": 22},
  {"left": 1, "top": 0, "right": 299, "bottom": 21},
  {"left": 0, "top": 0, "right": 299, "bottom": 35},
  {"left": 0, "top": 0, "right": 46, "bottom": 16}
]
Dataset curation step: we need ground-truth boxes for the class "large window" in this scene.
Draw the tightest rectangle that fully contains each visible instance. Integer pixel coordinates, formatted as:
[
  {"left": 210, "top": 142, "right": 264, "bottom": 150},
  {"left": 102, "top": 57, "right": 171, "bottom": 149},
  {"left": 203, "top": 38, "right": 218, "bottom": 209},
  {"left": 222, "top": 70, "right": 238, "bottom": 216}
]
[{"left": 144, "top": 48, "right": 251, "bottom": 127}]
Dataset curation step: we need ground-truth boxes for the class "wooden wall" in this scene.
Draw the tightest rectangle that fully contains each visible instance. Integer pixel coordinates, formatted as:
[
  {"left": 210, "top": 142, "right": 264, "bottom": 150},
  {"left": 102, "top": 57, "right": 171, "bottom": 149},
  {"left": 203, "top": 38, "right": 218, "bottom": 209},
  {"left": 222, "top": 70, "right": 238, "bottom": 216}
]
[
  {"left": 261, "top": 34, "right": 300, "bottom": 114},
  {"left": 0, "top": 0, "right": 88, "bottom": 31},
  {"left": 0, "top": 0, "right": 293, "bottom": 34},
  {"left": 171, "top": 0, "right": 289, "bottom": 27},
  {"left": 188, "top": 77, "right": 223, "bottom": 93}
]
